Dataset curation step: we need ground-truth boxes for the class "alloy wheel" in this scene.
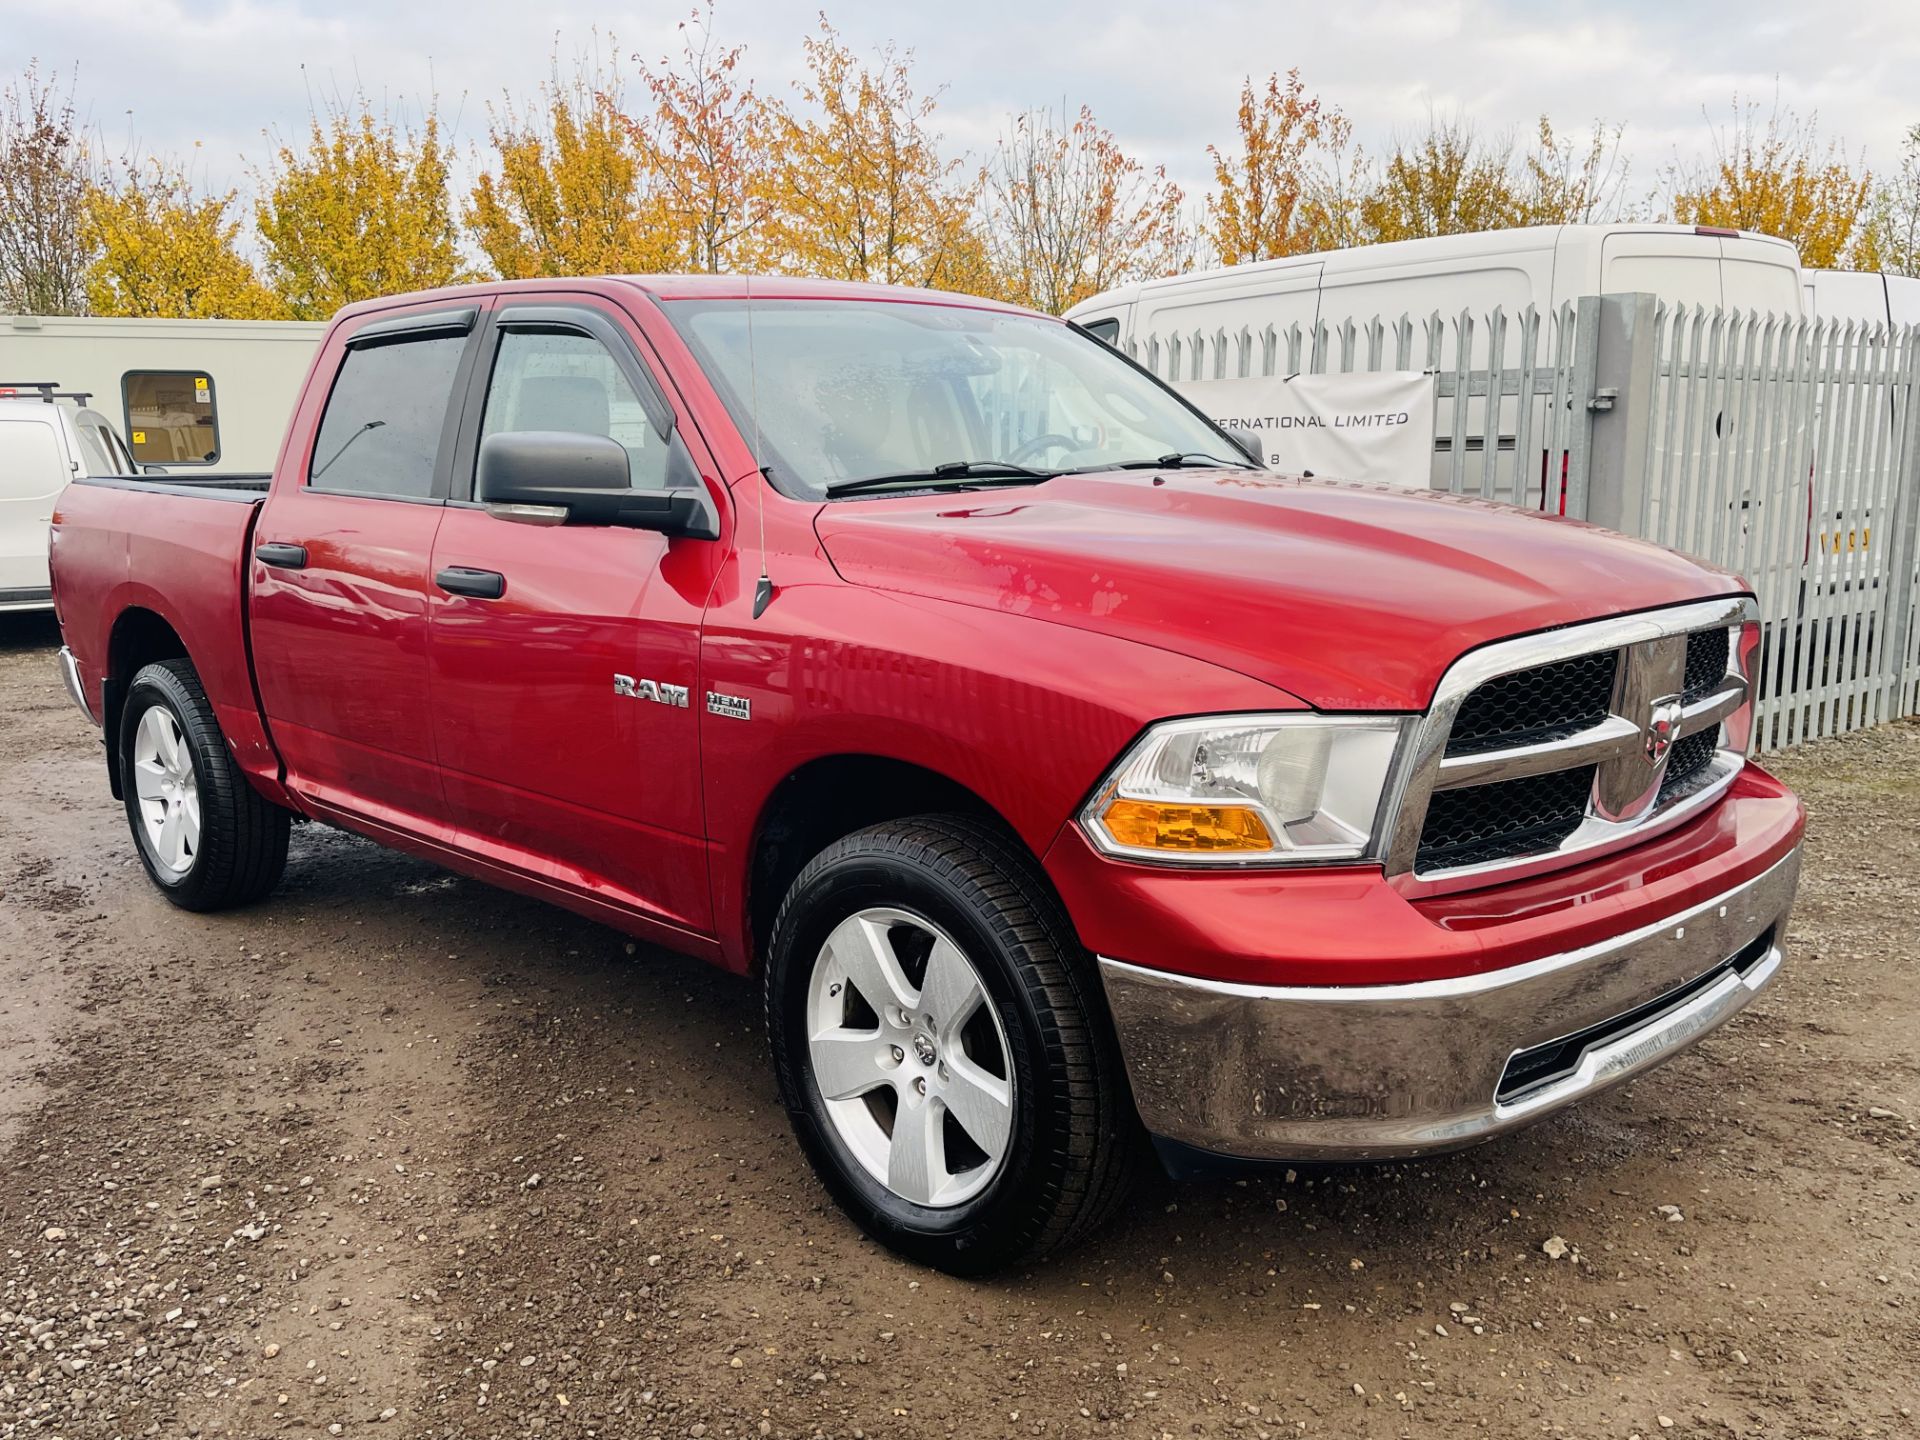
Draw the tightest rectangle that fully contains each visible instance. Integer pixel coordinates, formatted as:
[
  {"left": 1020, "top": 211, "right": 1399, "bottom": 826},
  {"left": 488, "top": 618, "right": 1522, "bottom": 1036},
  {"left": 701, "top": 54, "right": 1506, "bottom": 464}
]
[
  {"left": 805, "top": 907, "right": 1015, "bottom": 1208},
  {"left": 131, "top": 704, "right": 200, "bottom": 875}
]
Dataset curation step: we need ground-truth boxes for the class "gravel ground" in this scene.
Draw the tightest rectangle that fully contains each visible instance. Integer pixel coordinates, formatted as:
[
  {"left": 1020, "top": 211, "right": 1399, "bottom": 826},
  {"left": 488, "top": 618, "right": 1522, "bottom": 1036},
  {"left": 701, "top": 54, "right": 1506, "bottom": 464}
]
[{"left": 0, "top": 610, "right": 1914, "bottom": 1440}]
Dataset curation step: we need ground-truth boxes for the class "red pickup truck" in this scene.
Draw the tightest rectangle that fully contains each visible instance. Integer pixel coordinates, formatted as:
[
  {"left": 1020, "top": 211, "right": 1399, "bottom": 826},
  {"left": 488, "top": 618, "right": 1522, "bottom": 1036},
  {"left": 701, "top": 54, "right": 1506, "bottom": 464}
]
[{"left": 49, "top": 277, "right": 1805, "bottom": 1273}]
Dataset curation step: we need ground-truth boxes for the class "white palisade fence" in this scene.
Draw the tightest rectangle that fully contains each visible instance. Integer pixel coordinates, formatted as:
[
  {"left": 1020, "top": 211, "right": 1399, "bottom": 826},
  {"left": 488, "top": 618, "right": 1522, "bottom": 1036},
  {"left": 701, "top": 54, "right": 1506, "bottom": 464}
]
[{"left": 1124, "top": 297, "right": 1920, "bottom": 752}]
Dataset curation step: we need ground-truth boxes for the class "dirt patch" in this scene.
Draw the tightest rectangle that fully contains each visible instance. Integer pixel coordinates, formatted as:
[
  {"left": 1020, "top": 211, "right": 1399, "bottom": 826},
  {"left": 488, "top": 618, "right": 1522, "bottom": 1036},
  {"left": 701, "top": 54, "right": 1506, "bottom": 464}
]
[{"left": 0, "top": 611, "right": 1914, "bottom": 1439}]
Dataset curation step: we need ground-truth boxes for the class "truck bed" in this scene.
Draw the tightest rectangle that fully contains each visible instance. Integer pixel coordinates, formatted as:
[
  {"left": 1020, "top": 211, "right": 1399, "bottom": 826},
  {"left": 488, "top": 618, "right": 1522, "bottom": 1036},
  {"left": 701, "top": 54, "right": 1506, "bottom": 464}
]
[
  {"left": 52, "top": 472, "right": 280, "bottom": 799},
  {"left": 81, "top": 472, "right": 273, "bottom": 499}
]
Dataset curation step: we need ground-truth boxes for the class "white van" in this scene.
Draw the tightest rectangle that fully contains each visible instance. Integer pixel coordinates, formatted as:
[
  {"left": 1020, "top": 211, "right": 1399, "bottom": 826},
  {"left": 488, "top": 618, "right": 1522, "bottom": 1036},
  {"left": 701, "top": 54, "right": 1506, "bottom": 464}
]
[
  {"left": 0, "top": 314, "right": 327, "bottom": 474},
  {"left": 0, "top": 385, "right": 138, "bottom": 612},
  {"left": 1069, "top": 224, "right": 1805, "bottom": 512},
  {"left": 1068, "top": 223, "right": 1804, "bottom": 355},
  {"left": 1804, "top": 267, "right": 1920, "bottom": 329}
]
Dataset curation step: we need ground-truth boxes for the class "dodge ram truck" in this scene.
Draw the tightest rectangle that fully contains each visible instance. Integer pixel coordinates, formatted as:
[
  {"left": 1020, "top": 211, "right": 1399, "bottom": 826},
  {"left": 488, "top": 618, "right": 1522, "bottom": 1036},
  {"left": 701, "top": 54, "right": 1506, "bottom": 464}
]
[{"left": 48, "top": 277, "right": 1806, "bottom": 1274}]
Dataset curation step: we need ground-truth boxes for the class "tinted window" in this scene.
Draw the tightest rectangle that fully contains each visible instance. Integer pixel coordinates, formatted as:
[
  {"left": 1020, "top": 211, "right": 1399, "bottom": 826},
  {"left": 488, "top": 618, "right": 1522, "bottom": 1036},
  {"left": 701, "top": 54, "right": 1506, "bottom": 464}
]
[
  {"left": 1082, "top": 317, "right": 1121, "bottom": 344},
  {"left": 123, "top": 371, "right": 219, "bottom": 466},
  {"left": 480, "top": 329, "right": 671, "bottom": 490},
  {"left": 309, "top": 335, "right": 466, "bottom": 497}
]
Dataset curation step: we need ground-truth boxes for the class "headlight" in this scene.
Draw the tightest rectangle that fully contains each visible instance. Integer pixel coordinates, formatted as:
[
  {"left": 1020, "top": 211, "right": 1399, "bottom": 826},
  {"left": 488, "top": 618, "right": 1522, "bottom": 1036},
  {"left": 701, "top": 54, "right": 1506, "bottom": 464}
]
[{"left": 1081, "top": 714, "right": 1411, "bottom": 866}]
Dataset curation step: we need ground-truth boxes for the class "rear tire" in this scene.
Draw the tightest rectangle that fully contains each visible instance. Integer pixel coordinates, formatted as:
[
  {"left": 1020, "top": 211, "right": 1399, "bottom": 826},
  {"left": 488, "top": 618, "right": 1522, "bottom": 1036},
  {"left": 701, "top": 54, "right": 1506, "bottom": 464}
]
[
  {"left": 120, "top": 659, "right": 289, "bottom": 911},
  {"left": 765, "top": 815, "right": 1137, "bottom": 1273}
]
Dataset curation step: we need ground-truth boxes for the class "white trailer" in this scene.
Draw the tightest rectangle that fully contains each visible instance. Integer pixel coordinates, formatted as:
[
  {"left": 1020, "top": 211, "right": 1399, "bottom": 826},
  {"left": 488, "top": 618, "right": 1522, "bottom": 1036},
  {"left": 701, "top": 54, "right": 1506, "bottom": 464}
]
[{"left": 0, "top": 314, "right": 327, "bottom": 474}]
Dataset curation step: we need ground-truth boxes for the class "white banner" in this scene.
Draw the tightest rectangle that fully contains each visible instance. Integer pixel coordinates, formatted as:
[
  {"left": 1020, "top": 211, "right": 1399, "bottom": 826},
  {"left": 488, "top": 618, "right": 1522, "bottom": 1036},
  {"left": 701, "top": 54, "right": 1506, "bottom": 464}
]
[{"left": 1177, "top": 370, "right": 1437, "bottom": 489}]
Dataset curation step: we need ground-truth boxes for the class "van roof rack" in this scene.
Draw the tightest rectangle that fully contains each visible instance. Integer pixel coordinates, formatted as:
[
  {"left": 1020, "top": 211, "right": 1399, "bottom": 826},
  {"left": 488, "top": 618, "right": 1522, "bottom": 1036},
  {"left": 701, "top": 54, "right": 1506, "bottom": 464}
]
[{"left": 0, "top": 380, "right": 93, "bottom": 405}]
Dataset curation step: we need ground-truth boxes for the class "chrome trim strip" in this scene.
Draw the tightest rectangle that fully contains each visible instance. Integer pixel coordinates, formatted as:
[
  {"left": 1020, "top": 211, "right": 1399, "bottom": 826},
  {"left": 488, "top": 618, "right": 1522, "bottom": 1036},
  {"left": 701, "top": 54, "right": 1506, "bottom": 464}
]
[
  {"left": 1383, "top": 596, "right": 1756, "bottom": 895},
  {"left": 1433, "top": 715, "right": 1641, "bottom": 789},
  {"left": 1678, "top": 677, "right": 1747, "bottom": 735},
  {"left": 1096, "top": 843, "right": 1799, "bottom": 1161},
  {"left": 57, "top": 646, "right": 97, "bottom": 727}
]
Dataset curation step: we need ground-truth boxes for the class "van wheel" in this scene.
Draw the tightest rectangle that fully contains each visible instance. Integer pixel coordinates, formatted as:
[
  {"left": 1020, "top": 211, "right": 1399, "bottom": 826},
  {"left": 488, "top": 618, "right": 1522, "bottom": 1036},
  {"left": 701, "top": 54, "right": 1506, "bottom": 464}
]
[
  {"left": 120, "top": 659, "right": 290, "bottom": 911},
  {"left": 765, "top": 815, "right": 1137, "bottom": 1273}
]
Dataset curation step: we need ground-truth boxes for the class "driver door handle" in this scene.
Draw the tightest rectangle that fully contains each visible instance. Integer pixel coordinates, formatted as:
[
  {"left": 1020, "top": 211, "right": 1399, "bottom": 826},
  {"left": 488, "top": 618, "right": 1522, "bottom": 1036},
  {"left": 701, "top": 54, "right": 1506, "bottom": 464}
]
[
  {"left": 254, "top": 542, "right": 309, "bottom": 569},
  {"left": 436, "top": 566, "right": 506, "bottom": 600}
]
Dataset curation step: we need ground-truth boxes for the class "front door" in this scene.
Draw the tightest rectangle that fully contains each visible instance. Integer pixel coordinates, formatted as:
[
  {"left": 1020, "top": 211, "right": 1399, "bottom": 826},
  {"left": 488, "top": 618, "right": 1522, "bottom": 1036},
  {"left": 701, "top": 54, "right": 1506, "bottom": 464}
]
[
  {"left": 249, "top": 301, "right": 488, "bottom": 828},
  {"left": 425, "top": 297, "right": 724, "bottom": 936}
]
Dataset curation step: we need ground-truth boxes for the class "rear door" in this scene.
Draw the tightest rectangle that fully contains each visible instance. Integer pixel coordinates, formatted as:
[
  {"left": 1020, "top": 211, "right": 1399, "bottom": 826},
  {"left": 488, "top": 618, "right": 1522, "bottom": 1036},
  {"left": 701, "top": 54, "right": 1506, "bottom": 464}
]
[
  {"left": 423, "top": 294, "right": 726, "bottom": 937},
  {"left": 1600, "top": 233, "right": 1789, "bottom": 576},
  {"left": 248, "top": 300, "right": 489, "bottom": 829},
  {"left": 1597, "top": 232, "right": 1725, "bottom": 310},
  {"left": 0, "top": 416, "right": 66, "bottom": 597}
]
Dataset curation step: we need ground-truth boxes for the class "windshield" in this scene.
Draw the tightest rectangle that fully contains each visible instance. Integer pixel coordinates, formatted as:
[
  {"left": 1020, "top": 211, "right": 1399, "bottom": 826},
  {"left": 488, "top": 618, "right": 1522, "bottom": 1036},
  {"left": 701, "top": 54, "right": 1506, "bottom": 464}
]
[{"left": 664, "top": 298, "right": 1235, "bottom": 499}]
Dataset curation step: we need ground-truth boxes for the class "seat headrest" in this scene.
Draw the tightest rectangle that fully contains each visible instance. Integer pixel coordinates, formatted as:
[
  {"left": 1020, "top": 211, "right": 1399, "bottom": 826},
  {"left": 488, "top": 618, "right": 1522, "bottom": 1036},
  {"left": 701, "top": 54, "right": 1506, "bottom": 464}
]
[{"left": 515, "top": 375, "right": 611, "bottom": 437}]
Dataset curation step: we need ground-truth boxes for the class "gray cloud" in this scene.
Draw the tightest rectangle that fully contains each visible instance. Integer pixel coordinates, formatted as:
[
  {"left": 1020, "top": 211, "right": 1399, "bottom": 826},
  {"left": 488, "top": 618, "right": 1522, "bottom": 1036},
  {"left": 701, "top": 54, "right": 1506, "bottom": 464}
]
[{"left": 6, "top": 0, "right": 1915, "bottom": 210}]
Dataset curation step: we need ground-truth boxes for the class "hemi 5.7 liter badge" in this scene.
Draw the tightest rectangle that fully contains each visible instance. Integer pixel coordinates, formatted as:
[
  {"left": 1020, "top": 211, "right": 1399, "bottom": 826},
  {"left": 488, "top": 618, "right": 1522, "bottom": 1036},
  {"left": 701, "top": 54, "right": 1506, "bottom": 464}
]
[{"left": 706, "top": 691, "right": 752, "bottom": 721}]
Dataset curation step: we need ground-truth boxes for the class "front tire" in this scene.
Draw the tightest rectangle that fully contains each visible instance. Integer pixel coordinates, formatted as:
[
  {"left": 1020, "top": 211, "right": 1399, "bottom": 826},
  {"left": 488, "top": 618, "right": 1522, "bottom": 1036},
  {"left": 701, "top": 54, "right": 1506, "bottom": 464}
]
[
  {"left": 120, "top": 659, "right": 290, "bottom": 911},
  {"left": 765, "top": 816, "right": 1137, "bottom": 1273}
]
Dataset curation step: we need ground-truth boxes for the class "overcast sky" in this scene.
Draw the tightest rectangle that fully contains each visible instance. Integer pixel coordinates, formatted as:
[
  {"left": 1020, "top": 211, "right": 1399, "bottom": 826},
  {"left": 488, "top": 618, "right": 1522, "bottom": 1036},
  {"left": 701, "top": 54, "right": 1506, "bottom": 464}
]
[{"left": 6, "top": 0, "right": 1918, "bottom": 210}]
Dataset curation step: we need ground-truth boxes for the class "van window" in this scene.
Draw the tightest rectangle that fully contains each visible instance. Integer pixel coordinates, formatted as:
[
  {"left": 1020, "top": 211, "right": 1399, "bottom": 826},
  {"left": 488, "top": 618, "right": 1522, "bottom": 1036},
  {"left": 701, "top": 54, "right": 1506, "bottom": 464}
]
[
  {"left": 123, "top": 371, "right": 220, "bottom": 466},
  {"left": 309, "top": 335, "right": 467, "bottom": 498},
  {"left": 1719, "top": 258, "right": 1802, "bottom": 321},
  {"left": 0, "top": 419, "right": 66, "bottom": 499},
  {"left": 1081, "top": 317, "right": 1121, "bottom": 345},
  {"left": 1603, "top": 255, "right": 1720, "bottom": 310},
  {"left": 72, "top": 420, "right": 116, "bottom": 477}
]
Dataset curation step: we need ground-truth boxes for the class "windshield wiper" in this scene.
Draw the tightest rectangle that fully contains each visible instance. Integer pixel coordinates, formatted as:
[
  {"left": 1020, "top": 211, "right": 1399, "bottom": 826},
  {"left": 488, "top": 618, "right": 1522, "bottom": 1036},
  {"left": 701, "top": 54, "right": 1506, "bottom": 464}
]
[
  {"left": 1097, "top": 451, "right": 1248, "bottom": 471},
  {"left": 825, "top": 460, "right": 1054, "bottom": 496}
]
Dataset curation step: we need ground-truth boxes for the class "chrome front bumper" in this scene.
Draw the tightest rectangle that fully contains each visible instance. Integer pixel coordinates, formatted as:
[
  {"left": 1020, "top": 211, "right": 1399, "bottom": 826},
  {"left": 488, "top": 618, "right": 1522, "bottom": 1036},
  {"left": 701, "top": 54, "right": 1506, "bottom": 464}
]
[
  {"left": 1098, "top": 844, "right": 1801, "bottom": 1163},
  {"left": 58, "top": 646, "right": 97, "bottom": 727}
]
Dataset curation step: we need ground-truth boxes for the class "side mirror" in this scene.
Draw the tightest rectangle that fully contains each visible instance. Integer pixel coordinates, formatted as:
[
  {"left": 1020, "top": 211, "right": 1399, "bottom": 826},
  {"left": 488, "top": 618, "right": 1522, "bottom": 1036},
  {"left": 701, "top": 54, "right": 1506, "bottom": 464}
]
[
  {"left": 141, "top": 463, "right": 170, "bottom": 476},
  {"left": 1223, "top": 425, "right": 1267, "bottom": 468},
  {"left": 477, "top": 430, "right": 718, "bottom": 540}
]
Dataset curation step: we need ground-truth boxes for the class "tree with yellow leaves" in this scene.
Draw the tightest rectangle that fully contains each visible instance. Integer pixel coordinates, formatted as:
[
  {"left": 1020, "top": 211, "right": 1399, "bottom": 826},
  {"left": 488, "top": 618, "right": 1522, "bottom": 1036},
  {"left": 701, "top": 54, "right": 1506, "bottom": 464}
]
[
  {"left": 1514, "top": 117, "right": 1632, "bottom": 227},
  {"left": 632, "top": 4, "right": 779, "bottom": 273},
  {"left": 763, "top": 17, "right": 980, "bottom": 290},
  {"left": 1357, "top": 116, "right": 1524, "bottom": 244},
  {"left": 82, "top": 154, "right": 283, "bottom": 318},
  {"left": 986, "top": 104, "right": 1187, "bottom": 314},
  {"left": 256, "top": 96, "right": 464, "bottom": 319},
  {"left": 1669, "top": 98, "right": 1873, "bottom": 269},
  {"left": 1204, "top": 71, "right": 1350, "bottom": 265},
  {"left": 468, "top": 48, "right": 677, "bottom": 280}
]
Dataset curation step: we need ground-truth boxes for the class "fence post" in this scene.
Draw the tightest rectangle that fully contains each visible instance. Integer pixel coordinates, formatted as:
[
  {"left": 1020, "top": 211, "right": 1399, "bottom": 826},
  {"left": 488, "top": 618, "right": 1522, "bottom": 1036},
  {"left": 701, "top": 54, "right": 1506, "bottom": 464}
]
[
  {"left": 1876, "top": 324, "right": 1920, "bottom": 721},
  {"left": 1577, "top": 292, "right": 1661, "bottom": 529}
]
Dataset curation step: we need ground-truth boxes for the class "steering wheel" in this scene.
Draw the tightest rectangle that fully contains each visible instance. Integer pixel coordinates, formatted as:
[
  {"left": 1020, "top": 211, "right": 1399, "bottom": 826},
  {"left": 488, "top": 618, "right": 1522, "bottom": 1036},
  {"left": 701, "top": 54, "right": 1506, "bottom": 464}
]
[{"left": 1007, "top": 432, "right": 1081, "bottom": 466}]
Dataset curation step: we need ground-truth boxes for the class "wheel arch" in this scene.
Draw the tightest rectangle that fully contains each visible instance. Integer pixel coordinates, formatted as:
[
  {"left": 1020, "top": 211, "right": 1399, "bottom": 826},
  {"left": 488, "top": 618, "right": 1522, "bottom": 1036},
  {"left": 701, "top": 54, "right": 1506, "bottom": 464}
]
[
  {"left": 101, "top": 606, "right": 192, "bottom": 799},
  {"left": 740, "top": 754, "right": 1054, "bottom": 974}
]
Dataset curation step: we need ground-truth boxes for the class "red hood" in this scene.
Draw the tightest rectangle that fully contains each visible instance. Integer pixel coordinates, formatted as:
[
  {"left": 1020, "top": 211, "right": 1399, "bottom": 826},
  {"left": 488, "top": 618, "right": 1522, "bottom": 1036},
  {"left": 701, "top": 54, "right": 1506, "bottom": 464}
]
[{"left": 813, "top": 471, "right": 1746, "bottom": 710}]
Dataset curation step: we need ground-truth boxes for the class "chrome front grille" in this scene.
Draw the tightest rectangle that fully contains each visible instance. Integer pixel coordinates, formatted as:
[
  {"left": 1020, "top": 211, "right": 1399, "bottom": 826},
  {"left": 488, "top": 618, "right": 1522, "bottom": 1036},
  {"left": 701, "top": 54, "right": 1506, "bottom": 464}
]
[
  {"left": 1445, "top": 650, "right": 1615, "bottom": 755},
  {"left": 1386, "top": 597, "right": 1756, "bottom": 891}
]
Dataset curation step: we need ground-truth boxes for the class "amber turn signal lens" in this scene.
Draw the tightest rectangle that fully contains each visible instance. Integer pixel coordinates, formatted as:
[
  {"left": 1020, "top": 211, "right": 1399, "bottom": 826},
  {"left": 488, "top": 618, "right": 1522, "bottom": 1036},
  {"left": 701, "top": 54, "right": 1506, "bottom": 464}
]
[{"left": 1100, "top": 798, "right": 1274, "bottom": 852}]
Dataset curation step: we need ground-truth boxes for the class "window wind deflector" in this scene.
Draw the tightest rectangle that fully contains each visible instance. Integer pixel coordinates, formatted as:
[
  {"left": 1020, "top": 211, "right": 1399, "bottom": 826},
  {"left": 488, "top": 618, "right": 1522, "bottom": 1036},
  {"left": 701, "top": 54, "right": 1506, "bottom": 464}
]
[
  {"left": 825, "top": 461, "right": 1054, "bottom": 496},
  {"left": 345, "top": 306, "right": 479, "bottom": 348}
]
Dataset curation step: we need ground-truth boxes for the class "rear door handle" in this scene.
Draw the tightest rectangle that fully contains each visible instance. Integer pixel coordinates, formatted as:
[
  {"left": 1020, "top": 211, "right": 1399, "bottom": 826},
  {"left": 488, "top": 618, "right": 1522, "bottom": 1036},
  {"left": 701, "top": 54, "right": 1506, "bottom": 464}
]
[
  {"left": 435, "top": 566, "right": 506, "bottom": 600},
  {"left": 254, "top": 542, "right": 308, "bottom": 569}
]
